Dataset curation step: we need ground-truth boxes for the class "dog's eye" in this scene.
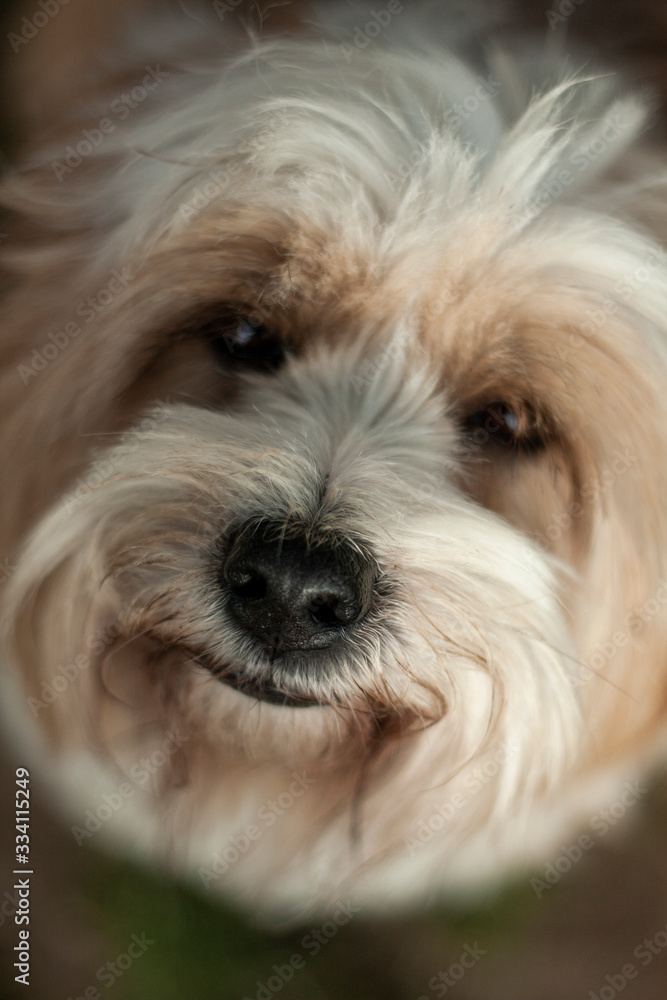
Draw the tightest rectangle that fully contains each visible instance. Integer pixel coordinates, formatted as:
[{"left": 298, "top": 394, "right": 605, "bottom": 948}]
[
  {"left": 204, "top": 315, "right": 286, "bottom": 371},
  {"left": 464, "top": 402, "right": 546, "bottom": 451}
]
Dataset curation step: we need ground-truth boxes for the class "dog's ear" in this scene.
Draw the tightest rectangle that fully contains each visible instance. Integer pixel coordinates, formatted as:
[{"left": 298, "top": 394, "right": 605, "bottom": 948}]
[{"left": 2, "top": 0, "right": 312, "bottom": 150}]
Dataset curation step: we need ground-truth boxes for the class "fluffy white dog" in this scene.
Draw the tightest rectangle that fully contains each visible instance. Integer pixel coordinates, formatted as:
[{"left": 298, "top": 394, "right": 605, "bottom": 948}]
[{"left": 1, "top": 0, "right": 666, "bottom": 923}]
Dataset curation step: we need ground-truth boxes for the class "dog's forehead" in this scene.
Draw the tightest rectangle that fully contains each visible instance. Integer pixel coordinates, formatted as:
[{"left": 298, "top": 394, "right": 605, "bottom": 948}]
[
  {"left": 84, "top": 46, "right": 662, "bottom": 442},
  {"left": 120, "top": 46, "right": 506, "bottom": 299},
  {"left": 167, "top": 151, "right": 510, "bottom": 341},
  {"left": 149, "top": 195, "right": 592, "bottom": 415},
  {"left": 101, "top": 47, "right": 648, "bottom": 380}
]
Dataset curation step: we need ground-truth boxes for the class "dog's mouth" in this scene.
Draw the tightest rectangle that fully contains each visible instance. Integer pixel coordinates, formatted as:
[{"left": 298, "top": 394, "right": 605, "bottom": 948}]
[{"left": 211, "top": 664, "right": 322, "bottom": 708}]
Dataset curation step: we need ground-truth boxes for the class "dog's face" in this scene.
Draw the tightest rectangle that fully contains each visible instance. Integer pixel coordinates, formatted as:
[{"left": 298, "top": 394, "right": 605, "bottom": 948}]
[{"left": 2, "top": 18, "right": 667, "bottom": 919}]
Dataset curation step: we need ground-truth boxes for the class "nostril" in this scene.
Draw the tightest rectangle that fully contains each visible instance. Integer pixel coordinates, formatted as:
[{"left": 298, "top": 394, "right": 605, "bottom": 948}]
[
  {"left": 308, "top": 593, "right": 360, "bottom": 627},
  {"left": 309, "top": 594, "right": 345, "bottom": 626}
]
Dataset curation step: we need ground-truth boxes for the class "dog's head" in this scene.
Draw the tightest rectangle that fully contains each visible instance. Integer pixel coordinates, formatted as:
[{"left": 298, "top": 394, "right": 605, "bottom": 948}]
[{"left": 2, "top": 13, "right": 667, "bottom": 918}]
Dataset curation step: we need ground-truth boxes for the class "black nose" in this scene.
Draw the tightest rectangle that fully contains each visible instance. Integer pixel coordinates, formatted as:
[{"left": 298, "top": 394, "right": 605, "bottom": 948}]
[{"left": 221, "top": 521, "right": 376, "bottom": 655}]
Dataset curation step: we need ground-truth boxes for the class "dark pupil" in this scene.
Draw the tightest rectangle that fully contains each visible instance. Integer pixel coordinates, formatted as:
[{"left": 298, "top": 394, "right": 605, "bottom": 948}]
[
  {"left": 211, "top": 316, "right": 285, "bottom": 370},
  {"left": 483, "top": 404, "right": 520, "bottom": 442},
  {"left": 466, "top": 403, "right": 541, "bottom": 449}
]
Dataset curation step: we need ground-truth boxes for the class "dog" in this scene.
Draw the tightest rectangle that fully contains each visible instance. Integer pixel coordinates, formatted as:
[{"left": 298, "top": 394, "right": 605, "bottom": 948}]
[{"left": 1, "top": 0, "right": 667, "bottom": 924}]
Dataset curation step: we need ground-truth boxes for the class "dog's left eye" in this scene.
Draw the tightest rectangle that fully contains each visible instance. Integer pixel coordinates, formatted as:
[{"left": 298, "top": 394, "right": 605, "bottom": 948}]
[
  {"left": 464, "top": 402, "right": 546, "bottom": 451},
  {"left": 204, "top": 315, "right": 286, "bottom": 371}
]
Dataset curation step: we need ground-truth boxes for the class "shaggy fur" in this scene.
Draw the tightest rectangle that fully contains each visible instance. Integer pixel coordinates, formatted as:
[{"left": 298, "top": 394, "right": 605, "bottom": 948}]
[{"left": 2, "top": 1, "right": 667, "bottom": 923}]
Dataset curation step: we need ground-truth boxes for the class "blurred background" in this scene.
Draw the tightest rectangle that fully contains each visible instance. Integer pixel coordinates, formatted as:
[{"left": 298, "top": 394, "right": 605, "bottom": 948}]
[
  {"left": 2, "top": 754, "right": 667, "bottom": 1000},
  {"left": 1, "top": 1, "right": 667, "bottom": 997}
]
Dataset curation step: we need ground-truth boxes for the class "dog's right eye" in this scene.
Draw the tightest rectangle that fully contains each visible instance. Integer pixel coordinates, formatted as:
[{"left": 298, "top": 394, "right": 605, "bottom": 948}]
[
  {"left": 202, "top": 314, "right": 287, "bottom": 371},
  {"left": 463, "top": 401, "right": 548, "bottom": 452}
]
